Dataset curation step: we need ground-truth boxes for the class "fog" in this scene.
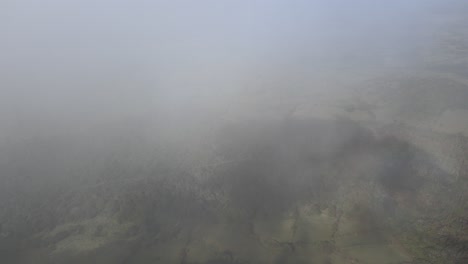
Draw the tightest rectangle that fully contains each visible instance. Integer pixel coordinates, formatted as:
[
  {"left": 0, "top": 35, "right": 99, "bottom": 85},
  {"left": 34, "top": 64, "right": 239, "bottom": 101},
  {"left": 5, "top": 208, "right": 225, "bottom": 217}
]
[{"left": 1, "top": 1, "right": 468, "bottom": 263}]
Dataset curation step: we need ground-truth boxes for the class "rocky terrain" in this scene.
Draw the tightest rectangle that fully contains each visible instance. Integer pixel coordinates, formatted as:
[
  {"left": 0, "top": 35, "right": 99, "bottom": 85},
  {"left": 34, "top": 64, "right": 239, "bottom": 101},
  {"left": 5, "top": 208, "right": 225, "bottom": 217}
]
[{"left": 1, "top": 1, "right": 468, "bottom": 264}]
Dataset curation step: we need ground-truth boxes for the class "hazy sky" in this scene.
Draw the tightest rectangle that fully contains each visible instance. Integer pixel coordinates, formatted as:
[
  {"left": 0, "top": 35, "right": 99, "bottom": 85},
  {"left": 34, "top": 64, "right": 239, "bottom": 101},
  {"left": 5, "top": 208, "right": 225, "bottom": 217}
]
[{"left": 0, "top": 0, "right": 443, "bottom": 124}]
